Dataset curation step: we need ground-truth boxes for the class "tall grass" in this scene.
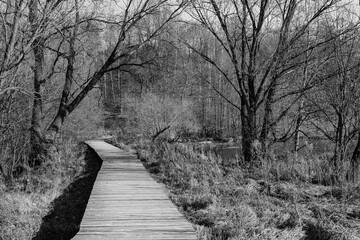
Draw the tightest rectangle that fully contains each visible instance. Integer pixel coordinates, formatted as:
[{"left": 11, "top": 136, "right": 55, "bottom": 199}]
[
  {"left": 0, "top": 138, "right": 86, "bottom": 240},
  {"left": 138, "top": 142, "right": 360, "bottom": 240}
]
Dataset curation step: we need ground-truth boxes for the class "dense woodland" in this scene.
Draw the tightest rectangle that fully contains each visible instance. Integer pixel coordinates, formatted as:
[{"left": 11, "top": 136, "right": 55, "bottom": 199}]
[
  {"left": 1, "top": 0, "right": 360, "bottom": 179},
  {"left": 2, "top": 0, "right": 360, "bottom": 239}
]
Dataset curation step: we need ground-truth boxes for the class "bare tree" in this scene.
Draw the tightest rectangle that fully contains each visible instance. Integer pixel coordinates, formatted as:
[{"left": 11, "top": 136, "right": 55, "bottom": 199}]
[
  {"left": 184, "top": 0, "right": 351, "bottom": 163},
  {"left": 45, "top": 0, "right": 188, "bottom": 141},
  {"left": 0, "top": 0, "right": 46, "bottom": 173},
  {"left": 3, "top": 0, "right": 188, "bottom": 165},
  {"left": 304, "top": 19, "right": 360, "bottom": 181},
  {"left": 127, "top": 92, "right": 197, "bottom": 142}
]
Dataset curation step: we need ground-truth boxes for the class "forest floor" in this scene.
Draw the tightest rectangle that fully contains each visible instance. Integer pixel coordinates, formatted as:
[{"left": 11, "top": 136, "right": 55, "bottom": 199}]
[{"left": 107, "top": 139, "right": 360, "bottom": 240}]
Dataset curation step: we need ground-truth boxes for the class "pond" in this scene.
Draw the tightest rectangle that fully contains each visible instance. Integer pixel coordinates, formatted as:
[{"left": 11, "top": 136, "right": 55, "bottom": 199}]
[{"left": 190, "top": 141, "right": 242, "bottom": 161}]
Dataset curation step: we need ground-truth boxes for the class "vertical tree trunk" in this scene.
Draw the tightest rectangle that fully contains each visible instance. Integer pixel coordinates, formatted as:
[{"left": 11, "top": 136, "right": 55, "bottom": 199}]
[
  {"left": 103, "top": 74, "right": 107, "bottom": 105},
  {"left": 350, "top": 129, "right": 360, "bottom": 183},
  {"left": 333, "top": 112, "right": 344, "bottom": 170},
  {"left": 29, "top": 0, "right": 46, "bottom": 166},
  {"left": 294, "top": 48, "right": 309, "bottom": 154},
  {"left": 241, "top": 103, "right": 258, "bottom": 163},
  {"left": 111, "top": 71, "right": 115, "bottom": 103},
  {"left": 260, "top": 77, "right": 276, "bottom": 155},
  {"left": 30, "top": 38, "right": 45, "bottom": 141},
  {"left": 293, "top": 104, "right": 303, "bottom": 153},
  {"left": 117, "top": 70, "right": 122, "bottom": 114}
]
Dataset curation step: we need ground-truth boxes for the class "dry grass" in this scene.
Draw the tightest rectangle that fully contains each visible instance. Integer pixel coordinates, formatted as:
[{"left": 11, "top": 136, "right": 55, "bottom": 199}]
[
  {"left": 0, "top": 139, "right": 86, "bottom": 240},
  {"left": 136, "top": 142, "right": 360, "bottom": 240}
]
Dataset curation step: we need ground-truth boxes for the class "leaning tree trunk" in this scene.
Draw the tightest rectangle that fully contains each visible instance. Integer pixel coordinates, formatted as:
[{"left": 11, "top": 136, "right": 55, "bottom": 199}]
[
  {"left": 46, "top": 0, "right": 79, "bottom": 141},
  {"left": 46, "top": 62, "right": 113, "bottom": 140}
]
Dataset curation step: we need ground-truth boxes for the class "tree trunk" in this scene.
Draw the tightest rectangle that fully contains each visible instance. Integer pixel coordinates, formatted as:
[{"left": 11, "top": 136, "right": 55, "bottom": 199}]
[
  {"left": 46, "top": 50, "right": 75, "bottom": 140},
  {"left": 46, "top": 0, "right": 79, "bottom": 141},
  {"left": 241, "top": 104, "right": 258, "bottom": 164},
  {"left": 29, "top": 0, "right": 46, "bottom": 166},
  {"left": 333, "top": 112, "right": 344, "bottom": 169},
  {"left": 30, "top": 39, "right": 44, "bottom": 139},
  {"left": 260, "top": 77, "right": 277, "bottom": 155},
  {"left": 350, "top": 129, "right": 360, "bottom": 183},
  {"left": 293, "top": 100, "right": 305, "bottom": 154},
  {"left": 152, "top": 126, "right": 170, "bottom": 142},
  {"left": 46, "top": 20, "right": 119, "bottom": 139},
  {"left": 293, "top": 109, "right": 302, "bottom": 153},
  {"left": 294, "top": 53, "right": 308, "bottom": 154}
]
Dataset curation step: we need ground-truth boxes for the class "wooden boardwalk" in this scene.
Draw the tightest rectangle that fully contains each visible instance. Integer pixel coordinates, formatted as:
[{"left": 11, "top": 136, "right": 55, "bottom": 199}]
[{"left": 72, "top": 140, "right": 196, "bottom": 240}]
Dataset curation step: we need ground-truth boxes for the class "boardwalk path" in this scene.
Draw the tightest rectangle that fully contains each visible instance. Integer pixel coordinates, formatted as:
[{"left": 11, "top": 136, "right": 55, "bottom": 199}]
[{"left": 72, "top": 140, "right": 196, "bottom": 240}]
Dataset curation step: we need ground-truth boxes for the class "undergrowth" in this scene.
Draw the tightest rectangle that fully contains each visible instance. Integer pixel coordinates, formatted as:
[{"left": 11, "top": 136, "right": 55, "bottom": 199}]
[
  {"left": 135, "top": 141, "right": 360, "bottom": 240},
  {"left": 0, "top": 139, "right": 86, "bottom": 240}
]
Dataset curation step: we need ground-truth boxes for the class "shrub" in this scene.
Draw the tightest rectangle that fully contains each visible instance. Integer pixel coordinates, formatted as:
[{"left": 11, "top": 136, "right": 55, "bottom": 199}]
[{"left": 125, "top": 93, "right": 200, "bottom": 142}]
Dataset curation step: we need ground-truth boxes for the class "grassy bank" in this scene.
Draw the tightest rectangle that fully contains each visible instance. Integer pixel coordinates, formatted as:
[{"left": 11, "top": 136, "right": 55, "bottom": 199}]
[
  {"left": 0, "top": 140, "right": 87, "bottom": 240},
  {"left": 133, "top": 141, "right": 360, "bottom": 240}
]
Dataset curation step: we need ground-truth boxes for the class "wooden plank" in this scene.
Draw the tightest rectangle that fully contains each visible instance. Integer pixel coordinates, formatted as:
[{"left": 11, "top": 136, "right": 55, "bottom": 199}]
[{"left": 72, "top": 140, "right": 196, "bottom": 240}]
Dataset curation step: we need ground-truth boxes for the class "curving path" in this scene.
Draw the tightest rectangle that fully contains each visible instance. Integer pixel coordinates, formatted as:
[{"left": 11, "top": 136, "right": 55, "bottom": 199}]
[{"left": 72, "top": 140, "right": 196, "bottom": 240}]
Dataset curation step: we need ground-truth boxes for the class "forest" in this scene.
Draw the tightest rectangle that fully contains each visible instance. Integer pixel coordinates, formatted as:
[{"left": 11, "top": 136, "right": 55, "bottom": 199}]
[{"left": 1, "top": 0, "right": 360, "bottom": 239}]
